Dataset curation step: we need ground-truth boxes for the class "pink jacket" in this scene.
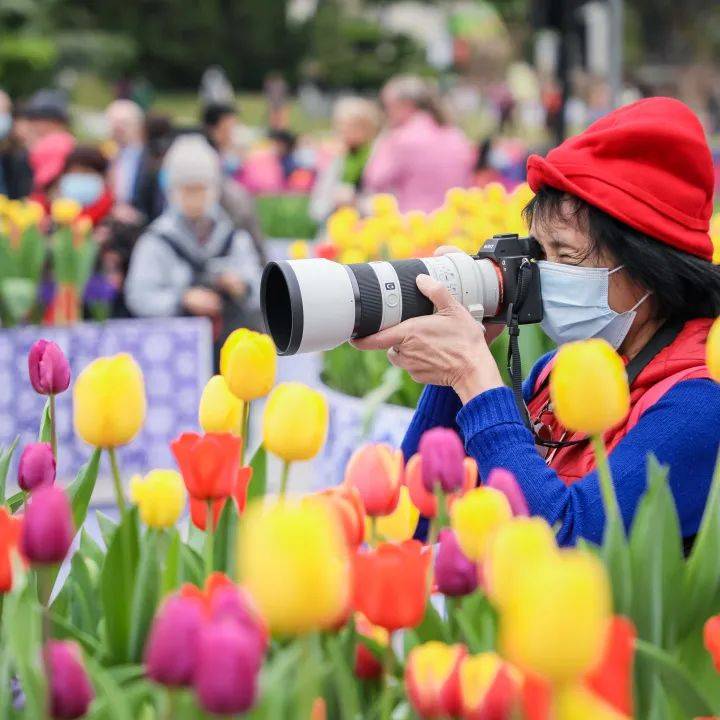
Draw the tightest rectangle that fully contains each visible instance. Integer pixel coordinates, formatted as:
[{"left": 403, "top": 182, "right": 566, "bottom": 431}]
[{"left": 363, "top": 112, "right": 475, "bottom": 212}]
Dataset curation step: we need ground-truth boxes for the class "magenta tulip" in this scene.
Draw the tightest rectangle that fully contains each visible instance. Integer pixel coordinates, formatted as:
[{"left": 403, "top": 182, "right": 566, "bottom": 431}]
[
  {"left": 194, "top": 620, "right": 263, "bottom": 715},
  {"left": 419, "top": 427, "right": 465, "bottom": 493},
  {"left": 209, "top": 586, "right": 268, "bottom": 658},
  {"left": 20, "top": 486, "right": 74, "bottom": 565},
  {"left": 434, "top": 528, "right": 478, "bottom": 597},
  {"left": 145, "top": 595, "right": 204, "bottom": 686},
  {"left": 44, "top": 640, "right": 94, "bottom": 719},
  {"left": 18, "top": 442, "right": 56, "bottom": 492},
  {"left": 28, "top": 340, "right": 71, "bottom": 396},
  {"left": 486, "top": 468, "right": 529, "bottom": 516}
]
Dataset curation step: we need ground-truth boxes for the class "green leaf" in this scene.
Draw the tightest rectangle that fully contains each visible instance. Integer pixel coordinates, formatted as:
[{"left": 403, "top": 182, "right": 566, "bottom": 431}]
[
  {"left": 76, "top": 238, "right": 98, "bottom": 292},
  {"left": 84, "top": 654, "right": 135, "bottom": 720},
  {"left": 326, "top": 635, "right": 361, "bottom": 720},
  {"left": 180, "top": 543, "right": 204, "bottom": 587},
  {"left": 635, "top": 639, "right": 714, "bottom": 716},
  {"left": 129, "top": 530, "right": 161, "bottom": 663},
  {"left": 52, "top": 226, "right": 77, "bottom": 285},
  {"left": 100, "top": 508, "right": 140, "bottom": 663},
  {"left": 67, "top": 449, "right": 102, "bottom": 530},
  {"left": 214, "top": 498, "right": 239, "bottom": 577},
  {"left": 38, "top": 398, "right": 52, "bottom": 443},
  {"left": 6, "top": 490, "right": 25, "bottom": 513},
  {"left": 97, "top": 511, "right": 119, "bottom": 547},
  {"left": 412, "top": 600, "right": 451, "bottom": 644},
  {"left": 0, "top": 436, "right": 19, "bottom": 504},
  {"left": 680, "top": 450, "right": 720, "bottom": 639},
  {"left": 80, "top": 528, "right": 106, "bottom": 571},
  {"left": 18, "top": 225, "right": 46, "bottom": 282},
  {"left": 247, "top": 445, "right": 267, "bottom": 504},
  {"left": 0, "top": 277, "right": 38, "bottom": 322},
  {"left": 161, "top": 528, "right": 182, "bottom": 596},
  {"left": 69, "top": 553, "right": 101, "bottom": 634},
  {"left": 50, "top": 610, "right": 105, "bottom": 657}
]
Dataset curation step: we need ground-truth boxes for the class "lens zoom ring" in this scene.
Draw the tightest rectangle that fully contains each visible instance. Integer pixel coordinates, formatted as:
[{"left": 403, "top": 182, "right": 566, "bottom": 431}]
[
  {"left": 349, "top": 264, "right": 383, "bottom": 337},
  {"left": 394, "top": 260, "right": 434, "bottom": 321}
]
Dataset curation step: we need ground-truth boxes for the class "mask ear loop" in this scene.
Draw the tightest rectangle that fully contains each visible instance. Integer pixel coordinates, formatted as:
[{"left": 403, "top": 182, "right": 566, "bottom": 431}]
[{"left": 607, "top": 265, "right": 652, "bottom": 313}]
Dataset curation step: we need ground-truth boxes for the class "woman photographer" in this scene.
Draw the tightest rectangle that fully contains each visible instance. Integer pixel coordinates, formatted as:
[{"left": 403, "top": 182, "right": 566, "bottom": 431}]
[{"left": 353, "top": 98, "right": 720, "bottom": 547}]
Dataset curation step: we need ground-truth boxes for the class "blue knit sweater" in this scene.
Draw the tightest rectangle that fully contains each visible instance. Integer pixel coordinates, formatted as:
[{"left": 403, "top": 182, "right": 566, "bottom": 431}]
[{"left": 402, "top": 352, "right": 720, "bottom": 546}]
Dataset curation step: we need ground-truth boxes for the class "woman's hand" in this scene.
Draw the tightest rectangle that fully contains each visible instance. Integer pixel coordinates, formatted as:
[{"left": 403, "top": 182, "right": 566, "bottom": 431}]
[{"left": 350, "top": 274, "right": 505, "bottom": 404}]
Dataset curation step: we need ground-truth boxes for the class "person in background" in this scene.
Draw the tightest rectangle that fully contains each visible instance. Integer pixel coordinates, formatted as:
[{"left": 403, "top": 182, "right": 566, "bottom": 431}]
[
  {"left": 472, "top": 137, "right": 504, "bottom": 188},
  {"left": 363, "top": 75, "right": 474, "bottom": 213},
  {"left": 203, "top": 102, "right": 241, "bottom": 178},
  {"left": 310, "top": 96, "right": 380, "bottom": 222},
  {"left": 268, "top": 129, "right": 298, "bottom": 181},
  {"left": 264, "top": 72, "right": 289, "bottom": 131},
  {"left": 133, "top": 113, "right": 175, "bottom": 222},
  {"left": 0, "top": 90, "right": 32, "bottom": 199},
  {"left": 105, "top": 99, "right": 146, "bottom": 222},
  {"left": 125, "top": 135, "right": 264, "bottom": 357},
  {"left": 22, "top": 90, "right": 71, "bottom": 149}
]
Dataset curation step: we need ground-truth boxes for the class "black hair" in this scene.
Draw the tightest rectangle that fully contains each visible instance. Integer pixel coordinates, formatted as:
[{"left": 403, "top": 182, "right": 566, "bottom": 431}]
[
  {"left": 269, "top": 129, "right": 296, "bottom": 152},
  {"left": 523, "top": 186, "right": 720, "bottom": 323},
  {"left": 63, "top": 145, "right": 108, "bottom": 175},
  {"left": 202, "top": 103, "right": 236, "bottom": 129}
]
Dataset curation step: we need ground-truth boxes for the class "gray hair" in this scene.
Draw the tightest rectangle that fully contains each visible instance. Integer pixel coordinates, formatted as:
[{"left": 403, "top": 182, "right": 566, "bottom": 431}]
[{"left": 381, "top": 75, "right": 448, "bottom": 125}]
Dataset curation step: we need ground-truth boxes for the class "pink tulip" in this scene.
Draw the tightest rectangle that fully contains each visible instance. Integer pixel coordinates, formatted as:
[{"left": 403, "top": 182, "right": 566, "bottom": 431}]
[
  {"left": 28, "top": 340, "right": 71, "bottom": 395},
  {"left": 20, "top": 486, "right": 74, "bottom": 565},
  {"left": 486, "top": 468, "right": 529, "bottom": 516},
  {"left": 209, "top": 586, "right": 268, "bottom": 658},
  {"left": 194, "top": 620, "right": 263, "bottom": 715},
  {"left": 419, "top": 428, "right": 466, "bottom": 494},
  {"left": 44, "top": 640, "right": 94, "bottom": 719},
  {"left": 434, "top": 529, "right": 478, "bottom": 597},
  {"left": 145, "top": 595, "right": 204, "bottom": 686},
  {"left": 18, "top": 442, "right": 56, "bottom": 492}
]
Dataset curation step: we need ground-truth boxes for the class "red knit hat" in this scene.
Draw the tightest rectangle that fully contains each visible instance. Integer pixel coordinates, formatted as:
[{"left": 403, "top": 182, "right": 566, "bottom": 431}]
[{"left": 526, "top": 97, "right": 715, "bottom": 261}]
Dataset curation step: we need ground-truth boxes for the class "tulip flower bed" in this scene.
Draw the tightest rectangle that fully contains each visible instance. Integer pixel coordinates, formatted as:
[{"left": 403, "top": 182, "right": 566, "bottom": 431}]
[{"left": 1, "top": 322, "right": 720, "bottom": 719}]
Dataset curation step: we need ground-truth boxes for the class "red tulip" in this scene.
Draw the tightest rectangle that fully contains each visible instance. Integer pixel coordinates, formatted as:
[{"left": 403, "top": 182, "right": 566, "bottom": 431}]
[
  {"left": 314, "top": 241, "right": 339, "bottom": 260},
  {"left": 18, "top": 442, "right": 56, "bottom": 492},
  {"left": 317, "top": 485, "right": 366, "bottom": 549},
  {"left": 405, "top": 642, "right": 467, "bottom": 718},
  {"left": 145, "top": 595, "right": 205, "bottom": 686},
  {"left": 0, "top": 507, "right": 22, "bottom": 593},
  {"left": 353, "top": 612, "right": 388, "bottom": 680},
  {"left": 405, "top": 453, "right": 477, "bottom": 518},
  {"left": 352, "top": 540, "right": 431, "bottom": 632},
  {"left": 20, "top": 486, "right": 74, "bottom": 565},
  {"left": 44, "top": 640, "right": 94, "bottom": 719},
  {"left": 171, "top": 432, "right": 241, "bottom": 501},
  {"left": 28, "top": 339, "right": 71, "bottom": 395},
  {"left": 705, "top": 615, "right": 720, "bottom": 674},
  {"left": 459, "top": 652, "right": 521, "bottom": 720},
  {"left": 188, "top": 465, "right": 252, "bottom": 530},
  {"left": 419, "top": 428, "right": 466, "bottom": 493},
  {"left": 585, "top": 615, "right": 636, "bottom": 716},
  {"left": 343, "top": 443, "right": 403, "bottom": 517}
]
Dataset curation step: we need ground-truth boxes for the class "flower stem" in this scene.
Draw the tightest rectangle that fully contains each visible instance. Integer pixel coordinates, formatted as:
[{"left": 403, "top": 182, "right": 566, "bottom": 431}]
[
  {"left": 49, "top": 394, "right": 57, "bottom": 460},
  {"left": 591, "top": 434, "right": 619, "bottom": 523},
  {"left": 380, "top": 638, "right": 394, "bottom": 720},
  {"left": 204, "top": 501, "right": 215, "bottom": 578},
  {"left": 107, "top": 447, "right": 127, "bottom": 515},
  {"left": 240, "top": 401, "right": 251, "bottom": 465},
  {"left": 279, "top": 460, "right": 291, "bottom": 499},
  {"left": 370, "top": 516, "right": 378, "bottom": 546}
]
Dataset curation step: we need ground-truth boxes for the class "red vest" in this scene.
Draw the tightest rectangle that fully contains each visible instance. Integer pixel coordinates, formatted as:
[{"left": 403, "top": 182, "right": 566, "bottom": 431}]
[{"left": 526, "top": 318, "right": 714, "bottom": 485}]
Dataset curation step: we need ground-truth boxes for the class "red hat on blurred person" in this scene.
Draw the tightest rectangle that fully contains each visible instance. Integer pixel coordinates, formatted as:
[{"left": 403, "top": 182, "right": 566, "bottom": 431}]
[
  {"left": 526, "top": 97, "right": 715, "bottom": 261},
  {"left": 29, "top": 131, "right": 76, "bottom": 190}
]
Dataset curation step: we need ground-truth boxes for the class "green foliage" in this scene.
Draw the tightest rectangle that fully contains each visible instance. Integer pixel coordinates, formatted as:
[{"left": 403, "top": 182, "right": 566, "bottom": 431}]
[
  {"left": 256, "top": 195, "right": 318, "bottom": 240},
  {"left": 0, "top": 33, "right": 56, "bottom": 97}
]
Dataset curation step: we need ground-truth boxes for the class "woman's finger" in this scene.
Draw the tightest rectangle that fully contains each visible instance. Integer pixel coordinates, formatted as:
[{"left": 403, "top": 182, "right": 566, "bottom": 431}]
[
  {"left": 350, "top": 324, "right": 407, "bottom": 351},
  {"left": 416, "top": 274, "right": 458, "bottom": 312},
  {"left": 433, "top": 245, "right": 461, "bottom": 256}
]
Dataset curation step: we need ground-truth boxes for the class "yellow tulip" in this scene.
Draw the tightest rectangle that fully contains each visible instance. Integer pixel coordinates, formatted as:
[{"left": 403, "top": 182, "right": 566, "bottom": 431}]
[
  {"left": 339, "top": 248, "right": 368, "bottom": 264},
  {"left": 511, "top": 182, "right": 535, "bottom": 208},
  {"left": 238, "top": 498, "right": 350, "bottom": 634},
  {"left": 450, "top": 487, "right": 512, "bottom": 562},
  {"left": 405, "top": 211, "right": 427, "bottom": 232},
  {"left": 198, "top": 375, "right": 244, "bottom": 435},
  {"left": 484, "top": 182, "right": 507, "bottom": 205},
  {"left": 499, "top": 550, "right": 611, "bottom": 683},
  {"left": 262, "top": 382, "right": 328, "bottom": 462},
  {"left": 550, "top": 339, "right": 630, "bottom": 435},
  {"left": 51, "top": 198, "right": 83, "bottom": 225},
  {"left": 708, "top": 317, "right": 720, "bottom": 383},
  {"left": 73, "top": 354, "right": 146, "bottom": 448},
  {"left": 554, "top": 684, "right": 627, "bottom": 720},
  {"left": 327, "top": 207, "right": 359, "bottom": 242},
  {"left": 288, "top": 240, "right": 310, "bottom": 260},
  {"left": 130, "top": 470, "right": 186, "bottom": 528},
  {"left": 220, "top": 328, "right": 276, "bottom": 402},
  {"left": 370, "top": 194, "right": 398, "bottom": 217},
  {"left": 370, "top": 486, "right": 419, "bottom": 542},
  {"left": 388, "top": 235, "right": 415, "bottom": 260},
  {"left": 24, "top": 200, "right": 46, "bottom": 227},
  {"left": 484, "top": 517, "right": 557, "bottom": 608}
]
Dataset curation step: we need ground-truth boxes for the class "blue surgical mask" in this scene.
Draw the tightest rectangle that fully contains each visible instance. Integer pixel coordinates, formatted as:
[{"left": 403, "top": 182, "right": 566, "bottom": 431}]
[
  {"left": 538, "top": 261, "right": 650, "bottom": 349},
  {"left": 0, "top": 113, "right": 11, "bottom": 140},
  {"left": 58, "top": 173, "right": 104, "bottom": 207},
  {"left": 221, "top": 153, "right": 242, "bottom": 175}
]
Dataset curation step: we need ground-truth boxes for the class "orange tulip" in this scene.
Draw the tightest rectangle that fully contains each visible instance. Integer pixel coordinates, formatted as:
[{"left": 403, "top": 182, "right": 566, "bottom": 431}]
[
  {"left": 0, "top": 508, "right": 22, "bottom": 593},
  {"left": 705, "top": 614, "right": 720, "bottom": 673},
  {"left": 317, "top": 485, "right": 366, "bottom": 549},
  {"left": 459, "top": 652, "right": 521, "bottom": 720},
  {"left": 405, "top": 453, "right": 476, "bottom": 518},
  {"left": 352, "top": 540, "right": 431, "bottom": 632},
  {"left": 405, "top": 642, "right": 467, "bottom": 718},
  {"left": 343, "top": 443, "right": 403, "bottom": 517},
  {"left": 181, "top": 572, "right": 235, "bottom": 612}
]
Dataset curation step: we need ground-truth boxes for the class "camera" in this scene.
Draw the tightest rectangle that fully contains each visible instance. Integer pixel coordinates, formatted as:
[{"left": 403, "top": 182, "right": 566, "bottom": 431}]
[{"left": 260, "top": 234, "right": 544, "bottom": 355}]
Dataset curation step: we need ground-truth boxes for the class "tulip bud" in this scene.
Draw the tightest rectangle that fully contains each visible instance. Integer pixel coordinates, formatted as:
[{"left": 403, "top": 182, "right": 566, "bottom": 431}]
[
  {"left": 18, "top": 442, "right": 56, "bottom": 492},
  {"left": 198, "top": 375, "right": 244, "bottom": 435},
  {"left": 51, "top": 199, "right": 82, "bottom": 225},
  {"left": 210, "top": 585, "right": 268, "bottom": 659},
  {"left": 458, "top": 652, "right": 521, "bottom": 720},
  {"left": 372, "top": 485, "right": 419, "bottom": 543},
  {"left": 20, "top": 486, "right": 74, "bottom": 565},
  {"left": 28, "top": 340, "right": 71, "bottom": 395},
  {"left": 343, "top": 443, "right": 403, "bottom": 517},
  {"left": 44, "top": 640, "right": 95, "bottom": 720},
  {"left": 145, "top": 595, "right": 204, "bottom": 686},
  {"left": 485, "top": 468, "right": 528, "bottom": 517},
  {"left": 220, "top": 329, "right": 276, "bottom": 402},
  {"left": 704, "top": 614, "right": 720, "bottom": 674},
  {"left": 418, "top": 427, "right": 465, "bottom": 494},
  {"left": 405, "top": 642, "right": 466, "bottom": 718},
  {"left": 435, "top": 529, "right": 478, "bottom": 597},
  {"left": 450, "top": 487, "right": 512, "bottom": 563},
  {"left": 194, "top": 620, "right": 263, "bottom": 715},
  {"left": 129, "top": 470, "right": 186, "bottom": 529},
  {"left": 708, "top": 317, "right": 720, "bottom": 383}
]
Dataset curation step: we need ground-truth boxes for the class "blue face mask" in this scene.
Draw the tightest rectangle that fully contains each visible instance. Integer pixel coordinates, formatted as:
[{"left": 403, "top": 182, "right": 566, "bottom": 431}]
[
  {"left": 58, "top": 173, "right": 104, "bottom": 207},
  {"left": 538, "top": 261, "right": 650, "bottom": 349},
  {"left": 221, "top": 154, "right": 242, "bottom": 175},
  {"left": 0, "top": 113, "right": 11, "bottom": 140}
]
